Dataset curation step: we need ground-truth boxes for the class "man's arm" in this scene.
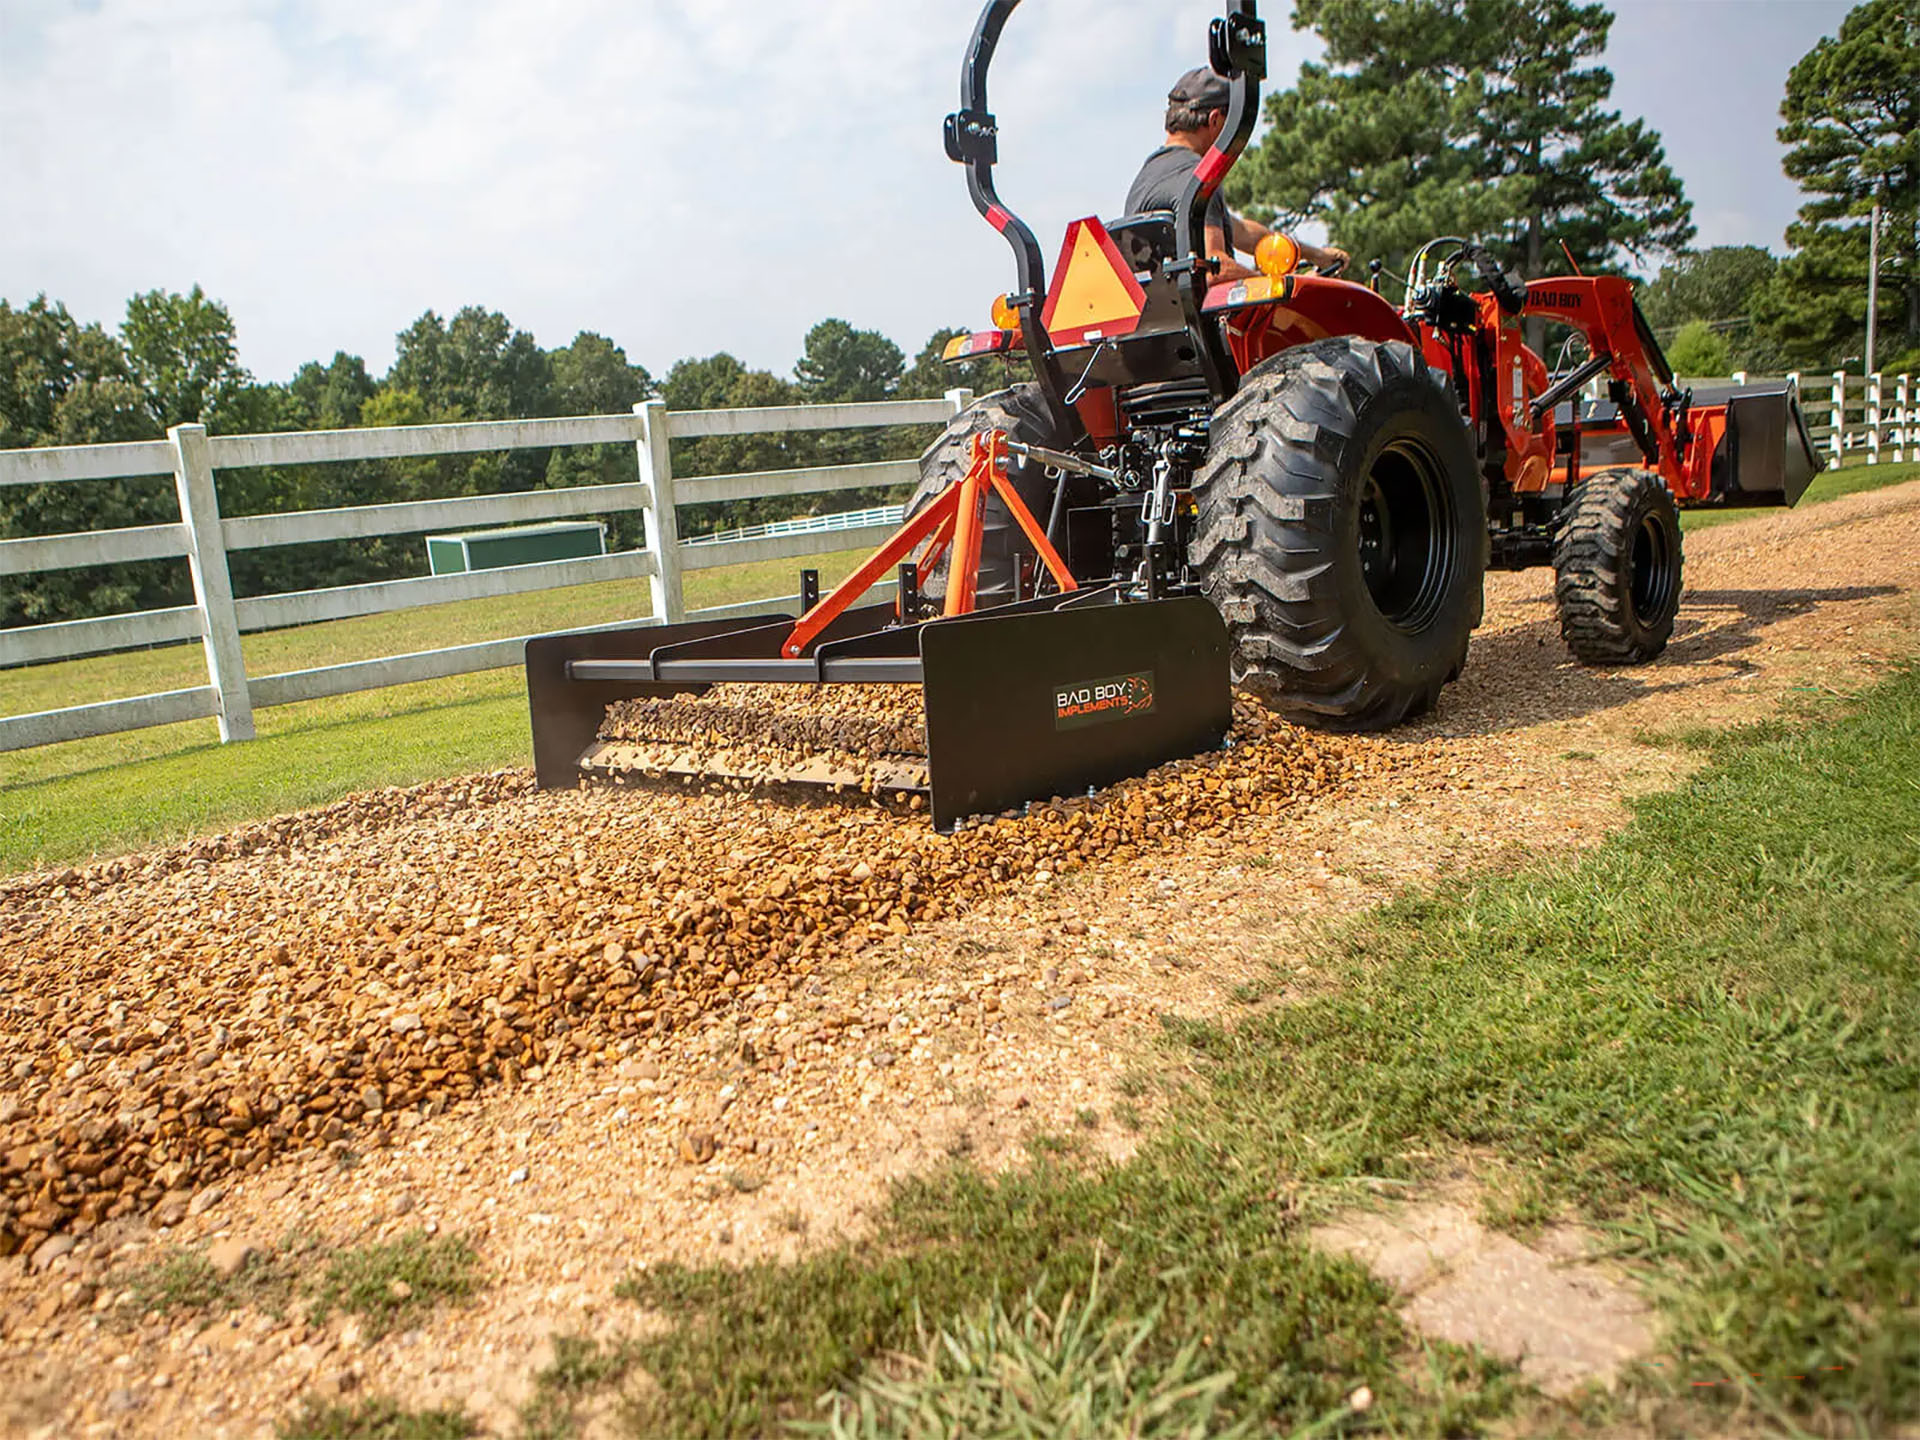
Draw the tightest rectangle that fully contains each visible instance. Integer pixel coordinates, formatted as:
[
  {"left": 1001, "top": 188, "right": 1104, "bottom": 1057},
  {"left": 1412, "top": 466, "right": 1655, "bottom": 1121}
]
[
  {"left": 1228, "top": 214, "right": 1351, "bottom": 276},
  {"left": 1204, "top": 224, "right": 1257, "bottom": 283},
  {"left": 1301, "top": 240, "right": 1350, "bottom": 275},
  {"left": 1230, "top": 213, "right": 1351, "bottom": 275}
]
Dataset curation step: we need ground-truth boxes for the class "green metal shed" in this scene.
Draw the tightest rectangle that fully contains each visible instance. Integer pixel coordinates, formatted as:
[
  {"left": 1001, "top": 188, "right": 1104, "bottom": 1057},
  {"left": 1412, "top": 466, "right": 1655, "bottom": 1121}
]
[{"left": 425, "top": 521, "right": 607, "bottom": 575}]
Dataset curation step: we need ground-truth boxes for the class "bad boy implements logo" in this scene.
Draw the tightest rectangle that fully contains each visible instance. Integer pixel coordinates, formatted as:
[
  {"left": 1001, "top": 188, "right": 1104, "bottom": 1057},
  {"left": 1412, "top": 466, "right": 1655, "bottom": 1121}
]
[{"left": 1054, "top": 671, "right": 1156, "bottom": 730}]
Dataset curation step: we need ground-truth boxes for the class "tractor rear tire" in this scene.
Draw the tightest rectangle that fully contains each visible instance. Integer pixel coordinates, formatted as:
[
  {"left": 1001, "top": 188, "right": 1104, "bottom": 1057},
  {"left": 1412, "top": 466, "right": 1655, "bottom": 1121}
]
[
  {"left": 909, "top": 383, "right": 1076, "bottom": 607},
  {"left": 1190, "top": 337, "right": 1486, "bottom": 729},
  {"left": 1553, "top": 467, "right": 1683, "bottom": 664}
]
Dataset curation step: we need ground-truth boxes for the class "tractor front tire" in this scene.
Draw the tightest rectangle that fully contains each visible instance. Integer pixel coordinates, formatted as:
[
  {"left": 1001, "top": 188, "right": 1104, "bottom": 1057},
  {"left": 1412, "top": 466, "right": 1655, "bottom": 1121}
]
[
  {"left": 1190, "top": 337, "right": 1486, "bottom": 729},
  {"left": 909, "top": 383, "right": 1076, "bottom": 607},
  {"left": 1553, "top": 467, "right": 1683, "bottom": 664}
]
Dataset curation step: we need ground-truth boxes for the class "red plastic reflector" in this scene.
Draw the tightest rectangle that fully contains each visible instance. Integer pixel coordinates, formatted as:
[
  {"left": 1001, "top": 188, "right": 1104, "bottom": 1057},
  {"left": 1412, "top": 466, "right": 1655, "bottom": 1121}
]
[
  {"left": 942, "top": 330, "right": 1019, "bottom": 362},
  {"left": 986, "top": 204, "right": 1012, "bottom": 232}
]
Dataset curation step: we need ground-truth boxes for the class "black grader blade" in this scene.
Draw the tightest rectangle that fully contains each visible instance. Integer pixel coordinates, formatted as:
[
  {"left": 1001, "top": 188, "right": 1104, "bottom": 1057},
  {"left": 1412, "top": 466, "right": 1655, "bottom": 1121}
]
[{"left": 524, "top": 588, "right": 1232, "bottom": 832}]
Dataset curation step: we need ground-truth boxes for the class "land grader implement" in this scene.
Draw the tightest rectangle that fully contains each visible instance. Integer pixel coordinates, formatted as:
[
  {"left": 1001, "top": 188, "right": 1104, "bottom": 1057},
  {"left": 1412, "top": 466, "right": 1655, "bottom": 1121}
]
[{"left": 527, "top": 0, "right": 1822, "bottom": 831}]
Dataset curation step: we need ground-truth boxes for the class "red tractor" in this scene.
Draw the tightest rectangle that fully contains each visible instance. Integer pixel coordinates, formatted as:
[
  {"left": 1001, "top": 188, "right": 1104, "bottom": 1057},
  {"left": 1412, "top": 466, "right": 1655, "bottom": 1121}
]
[
  {"left": 527, "top": 0, "right": 1821, "bottom": 829},
  {"left": 921, "top": 0, "right": 1820, "bottom": 727}
]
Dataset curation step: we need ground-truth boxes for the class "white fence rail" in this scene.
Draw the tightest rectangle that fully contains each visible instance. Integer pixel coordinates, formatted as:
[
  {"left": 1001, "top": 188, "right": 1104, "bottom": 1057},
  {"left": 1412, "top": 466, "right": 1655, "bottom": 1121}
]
[
  {"left": 1, "top": 392, "right": 970, "bottom": 752},
  {"left": 1715, "top": 370, "right": 1915, "bottom": 468},
  {"left": 683, "top": 503, "right": 909, "bottom": 548}
]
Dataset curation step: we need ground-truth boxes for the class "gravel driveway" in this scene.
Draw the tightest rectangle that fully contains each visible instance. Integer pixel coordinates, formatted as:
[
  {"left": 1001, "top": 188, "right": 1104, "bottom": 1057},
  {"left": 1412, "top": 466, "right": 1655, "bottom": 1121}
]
[{"left": 4, "top": 478, "right": 1918, "bottom": 1437}]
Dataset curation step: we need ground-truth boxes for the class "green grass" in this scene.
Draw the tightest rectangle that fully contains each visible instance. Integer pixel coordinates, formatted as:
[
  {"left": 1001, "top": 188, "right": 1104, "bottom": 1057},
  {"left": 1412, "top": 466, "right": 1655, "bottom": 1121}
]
[
  {"left": 307, "top": 1231, "right": 483, "bottom": 1338},
  {"left": 1680, "top": 457, "right": 1920, "bottom": 530},
  {"left": 124, "top": 1234, "right": 485, "bottom": 1434},
  {"left": 604, "top": 665, "right": 1920, "bottom": 1437},
  {"left": 126, "top": 1237, "right": 315, "bottom": 1321},
  {"left": 518, "top": 1335, "right": 645, "bottom": 1440},
  {"left": 121, "top": 1230, "right": 480, "bottom": 1339},
  {"left": 808, "top": 1269, "right": 1256, "bottom": 1440},
  {"left": 0, "top": 545, "right": 870, "bottom": 873},
  {"left": 277, "top": 1397, "right": 476, "bottom": 1440}
]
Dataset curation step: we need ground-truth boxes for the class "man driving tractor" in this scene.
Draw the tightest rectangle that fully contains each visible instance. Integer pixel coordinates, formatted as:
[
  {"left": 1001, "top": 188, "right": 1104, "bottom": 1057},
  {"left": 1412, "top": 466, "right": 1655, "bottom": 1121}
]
[{"left": 1125, "top": 66, "right": 1347, "bottom": 282}]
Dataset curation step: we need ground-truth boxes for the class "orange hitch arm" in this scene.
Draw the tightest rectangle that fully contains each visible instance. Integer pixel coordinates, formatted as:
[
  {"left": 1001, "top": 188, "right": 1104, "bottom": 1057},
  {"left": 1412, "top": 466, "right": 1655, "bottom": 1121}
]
[
  {"left": 988, "top": 466, "right": 1077, "bottom": 594},
  {"left": 944, "top": 434, "right": 990, "bottom": 617},
  {"left": 780, "top": 496, "right": 951, "bottom": 658},
  {"left": 780, "top": 429, "right": 1077, "bottom": 658}
]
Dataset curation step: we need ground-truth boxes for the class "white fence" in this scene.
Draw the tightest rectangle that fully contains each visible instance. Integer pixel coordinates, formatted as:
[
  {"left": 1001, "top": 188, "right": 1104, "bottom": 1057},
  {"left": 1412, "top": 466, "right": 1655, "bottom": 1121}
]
[
  {"left": 1716, "top": 369, "right": 1915, "bottom": 468},
  {"left": 683, "top": 503, "right": 908, "bottom": 549},
  {"left": 5, "top": 368, "right": 1916, "bottom": 757},
  {"left": 0, "top": 392, "right": 970, "bottom": 752}
]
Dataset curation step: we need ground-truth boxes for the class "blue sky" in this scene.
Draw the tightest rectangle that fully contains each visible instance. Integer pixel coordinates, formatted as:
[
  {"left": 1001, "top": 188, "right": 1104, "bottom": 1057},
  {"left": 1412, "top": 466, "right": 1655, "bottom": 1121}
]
[{"left": 0, "top": 0, "right": 1857, "bottom": 385}]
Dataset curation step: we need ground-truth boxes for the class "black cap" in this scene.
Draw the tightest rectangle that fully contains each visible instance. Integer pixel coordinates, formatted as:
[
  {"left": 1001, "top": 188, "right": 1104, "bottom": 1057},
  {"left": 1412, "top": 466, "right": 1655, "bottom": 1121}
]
[{"left": 1168, "top": 66, "right": 1230, "bottom": 113}]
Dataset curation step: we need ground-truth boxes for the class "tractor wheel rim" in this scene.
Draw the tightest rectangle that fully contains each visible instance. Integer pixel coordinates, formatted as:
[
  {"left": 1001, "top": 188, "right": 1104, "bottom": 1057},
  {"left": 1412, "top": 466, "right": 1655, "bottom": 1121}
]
[
  {"left": 1357, "top": 438, "right": 1454, "bottom": 632},
  {"left": 1628, "top": 512, "right": 1675, "bottom": 624}
]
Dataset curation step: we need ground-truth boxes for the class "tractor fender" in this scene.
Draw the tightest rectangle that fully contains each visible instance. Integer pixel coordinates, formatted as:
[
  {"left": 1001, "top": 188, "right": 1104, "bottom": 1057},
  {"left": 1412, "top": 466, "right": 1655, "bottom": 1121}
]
[{"left": 1210, "top": 274, "right": 1417, "bottom": 371}]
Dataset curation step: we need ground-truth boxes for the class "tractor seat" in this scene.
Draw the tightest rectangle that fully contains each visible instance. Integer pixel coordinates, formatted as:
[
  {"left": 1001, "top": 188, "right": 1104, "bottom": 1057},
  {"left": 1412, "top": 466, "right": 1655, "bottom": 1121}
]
[
  {"left": 1106, "top": 211, "right": 1178, "bottom": 274},
  {"left": 1103, "top": 211, "right": 1185, "bottom": 334}
]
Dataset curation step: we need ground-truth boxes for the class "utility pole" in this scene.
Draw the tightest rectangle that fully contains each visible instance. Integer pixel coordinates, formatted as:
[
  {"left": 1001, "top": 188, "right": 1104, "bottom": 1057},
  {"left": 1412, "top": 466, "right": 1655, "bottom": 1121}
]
[{"left": 1865, "top": 192, "right": 1881, "bottom": 374}]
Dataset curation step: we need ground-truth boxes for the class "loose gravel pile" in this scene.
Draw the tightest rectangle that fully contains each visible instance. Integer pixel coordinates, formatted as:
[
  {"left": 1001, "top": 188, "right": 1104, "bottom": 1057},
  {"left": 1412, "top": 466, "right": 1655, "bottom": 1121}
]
[
  {"left": 602, "top": 684, "right": 928, "bottom": 759},
  {"left": 0, "top": 694, "right": 1375, "bottom": 1258},
  {"left": 591, "top": 684, "right": 932, "bottom": 795}
]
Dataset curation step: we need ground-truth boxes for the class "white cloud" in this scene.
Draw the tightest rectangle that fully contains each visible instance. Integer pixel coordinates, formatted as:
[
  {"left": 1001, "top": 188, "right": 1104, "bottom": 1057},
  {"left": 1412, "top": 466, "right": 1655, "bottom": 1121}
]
[
  {"left": 15, "top": 0, "right": 1847, "bottom": 387},
  {"left": 4, "top": 0, "right": 1318, "bottom": 382}
]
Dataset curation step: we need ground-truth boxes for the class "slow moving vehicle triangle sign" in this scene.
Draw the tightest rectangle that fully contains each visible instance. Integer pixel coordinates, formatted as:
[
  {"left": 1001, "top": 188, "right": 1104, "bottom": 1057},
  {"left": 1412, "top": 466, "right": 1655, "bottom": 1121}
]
[{"left": 1042, "top": 218, "right": 1147, "bottom": 347}]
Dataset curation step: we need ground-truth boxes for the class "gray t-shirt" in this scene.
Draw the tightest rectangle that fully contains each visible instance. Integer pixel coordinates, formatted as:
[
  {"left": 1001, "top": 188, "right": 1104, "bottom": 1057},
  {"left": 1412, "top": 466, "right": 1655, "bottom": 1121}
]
[{"left": 1124, "top": 145, "right": 1232, "bottom": 238}]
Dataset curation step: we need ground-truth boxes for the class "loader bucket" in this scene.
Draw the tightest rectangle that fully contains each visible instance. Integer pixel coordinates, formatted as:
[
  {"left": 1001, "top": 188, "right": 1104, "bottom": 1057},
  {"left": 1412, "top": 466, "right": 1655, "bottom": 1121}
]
[
  {"left": 523, "top": 588, "right": 1232, "bottom": 832},
  {"left": 1701, "top": 382, "right": 1825, "bottom": 507}
]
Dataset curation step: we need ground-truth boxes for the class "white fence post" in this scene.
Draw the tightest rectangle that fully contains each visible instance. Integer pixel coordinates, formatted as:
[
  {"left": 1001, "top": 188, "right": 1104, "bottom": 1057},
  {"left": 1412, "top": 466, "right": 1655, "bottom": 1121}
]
[
  {"left": 169, "top": 423, "right": 255, "bottom": 741},
  {"left": 635, "top": 399, "right": 685, "bottom": 625},
  {"left": 945, "top": 387, "right": 975, "bottom": 418},
  {"left": 1897, "top": 373, "right": 1911, "bottom": 463},
  {"left": 1867, "top": 373, "right": 1882, "bottom": 466},
  {"left": 1731, "top": 370, "right": 1747, "bottom": 385},
  {"left": 1830, "top": 371, "right": 1846, "bottom": 467}
]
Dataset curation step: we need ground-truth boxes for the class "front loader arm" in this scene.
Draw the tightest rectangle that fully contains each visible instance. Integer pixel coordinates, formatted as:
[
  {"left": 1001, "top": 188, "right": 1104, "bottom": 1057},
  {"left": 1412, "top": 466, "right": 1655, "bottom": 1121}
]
[{"left": 1522, "top": 275, "right": 1688, "bottom": 488}]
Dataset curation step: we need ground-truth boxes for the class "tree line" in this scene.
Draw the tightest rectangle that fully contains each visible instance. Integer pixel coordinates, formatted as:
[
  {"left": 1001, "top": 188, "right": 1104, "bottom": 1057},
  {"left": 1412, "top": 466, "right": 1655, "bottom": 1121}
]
[
  {"left": 4, "top": 0, "right": 1914, "bottom": 631},
  {"left": 0, "top": 294, "right": 1010, "bottom": 627},
  {"left": 1230, "top": 0, "right": 1917, "bottom": 377}
]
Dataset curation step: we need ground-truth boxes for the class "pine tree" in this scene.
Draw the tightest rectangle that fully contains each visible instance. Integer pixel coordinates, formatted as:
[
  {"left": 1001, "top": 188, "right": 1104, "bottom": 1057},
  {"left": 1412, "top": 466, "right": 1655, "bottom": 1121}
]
[
  {"left": 1750, "top": 0, "right": 1918, "bottom": 369},
  {"left": 1640, "top": 247, "right": 1783, "bottom": 373},
  {"left": 1234, "top": 0, "right": 1694, "bottom": 314}
]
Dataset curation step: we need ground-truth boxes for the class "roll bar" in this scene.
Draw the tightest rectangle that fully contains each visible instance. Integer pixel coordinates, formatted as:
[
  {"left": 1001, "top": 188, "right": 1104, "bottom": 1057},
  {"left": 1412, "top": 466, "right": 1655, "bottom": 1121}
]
[
  {"left": 1171, "top": 3, "right": 1266, "bottom": 401},
  {"left": 943, "top": 1, "right": 1077, "bottom": 432},
  {"left": 944, "top": 1, "right": 1267, "bottom": 418}
]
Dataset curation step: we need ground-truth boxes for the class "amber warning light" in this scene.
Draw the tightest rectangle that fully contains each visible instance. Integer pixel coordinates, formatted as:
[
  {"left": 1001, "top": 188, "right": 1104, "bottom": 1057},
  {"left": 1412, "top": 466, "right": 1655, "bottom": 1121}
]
[{"left": 1255, "top": 232, "right": 1301, "bottom": 280}]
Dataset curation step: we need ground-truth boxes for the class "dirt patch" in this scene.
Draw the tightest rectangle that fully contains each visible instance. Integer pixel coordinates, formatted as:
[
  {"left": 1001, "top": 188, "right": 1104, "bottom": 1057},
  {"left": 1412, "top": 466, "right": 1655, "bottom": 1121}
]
[
  {"left": 1314, "top": 1190, "right": 1653, "bottom": 1397},
  {"left": 3, "top": 479, "right": 1918, "bottom": 1436}
]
